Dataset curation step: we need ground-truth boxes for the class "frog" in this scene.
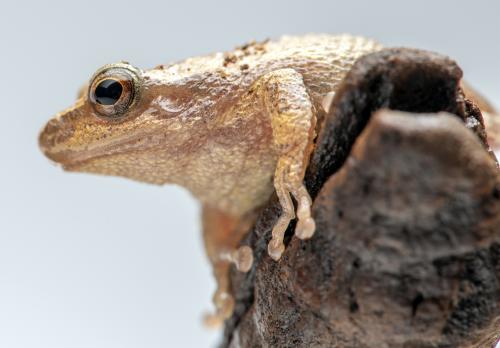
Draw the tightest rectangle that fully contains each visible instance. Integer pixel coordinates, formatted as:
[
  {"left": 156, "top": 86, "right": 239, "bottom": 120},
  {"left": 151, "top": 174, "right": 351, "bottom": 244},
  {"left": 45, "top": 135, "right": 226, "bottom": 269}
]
[{"left": 39, "top": 34, "right": 383, "bottom": 325}]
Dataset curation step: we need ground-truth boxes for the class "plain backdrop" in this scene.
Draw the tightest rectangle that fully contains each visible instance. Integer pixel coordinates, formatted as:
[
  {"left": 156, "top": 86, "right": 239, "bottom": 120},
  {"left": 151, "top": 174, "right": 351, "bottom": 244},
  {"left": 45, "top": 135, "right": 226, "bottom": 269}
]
[{"left": 0, "top": 0, "right": 498, "bottom": 347}]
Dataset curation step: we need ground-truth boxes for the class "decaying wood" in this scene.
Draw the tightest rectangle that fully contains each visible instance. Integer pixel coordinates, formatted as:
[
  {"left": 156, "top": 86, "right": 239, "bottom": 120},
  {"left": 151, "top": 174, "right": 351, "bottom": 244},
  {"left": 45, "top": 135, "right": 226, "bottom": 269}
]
[{"left": 222, "top": 48, "right": 500, "bottom": 348}]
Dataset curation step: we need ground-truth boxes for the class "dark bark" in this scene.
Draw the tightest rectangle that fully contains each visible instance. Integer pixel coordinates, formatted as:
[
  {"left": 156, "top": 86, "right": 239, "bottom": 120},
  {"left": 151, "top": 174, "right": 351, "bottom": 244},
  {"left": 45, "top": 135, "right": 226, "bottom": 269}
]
[{"left": 222, "top": 48, "right": 500, "bottom": 348}]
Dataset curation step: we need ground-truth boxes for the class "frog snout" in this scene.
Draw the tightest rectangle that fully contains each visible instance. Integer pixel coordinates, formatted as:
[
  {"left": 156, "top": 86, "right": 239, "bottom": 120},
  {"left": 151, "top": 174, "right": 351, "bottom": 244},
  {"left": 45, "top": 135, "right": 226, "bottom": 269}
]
[{"left": 38, "top": 115, "right": 76, "bottom": 163}]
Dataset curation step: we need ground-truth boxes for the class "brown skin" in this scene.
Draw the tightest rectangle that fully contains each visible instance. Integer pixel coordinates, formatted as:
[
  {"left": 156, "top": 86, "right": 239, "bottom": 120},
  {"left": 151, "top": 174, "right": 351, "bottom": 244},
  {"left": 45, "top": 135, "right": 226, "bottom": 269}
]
[{"left": 39, "top": 34, "right": 382, "bottom": 324}]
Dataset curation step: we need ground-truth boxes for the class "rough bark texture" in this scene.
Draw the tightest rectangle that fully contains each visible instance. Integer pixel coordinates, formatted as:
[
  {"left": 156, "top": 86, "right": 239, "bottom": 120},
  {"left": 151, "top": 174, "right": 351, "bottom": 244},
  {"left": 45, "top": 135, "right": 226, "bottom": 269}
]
[{"left": 222, "top": 48, "right": 500, "bottom": 348}]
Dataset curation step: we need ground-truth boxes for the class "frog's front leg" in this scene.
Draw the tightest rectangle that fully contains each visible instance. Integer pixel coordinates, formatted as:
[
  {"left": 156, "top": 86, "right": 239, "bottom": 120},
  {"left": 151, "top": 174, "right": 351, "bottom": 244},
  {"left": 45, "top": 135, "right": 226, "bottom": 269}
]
[
  {"left": 260, "top": 69, "right": 317, "bottom": 260},
  {"left": 201, "top": 206, "right": 254, "bottom": 327}
]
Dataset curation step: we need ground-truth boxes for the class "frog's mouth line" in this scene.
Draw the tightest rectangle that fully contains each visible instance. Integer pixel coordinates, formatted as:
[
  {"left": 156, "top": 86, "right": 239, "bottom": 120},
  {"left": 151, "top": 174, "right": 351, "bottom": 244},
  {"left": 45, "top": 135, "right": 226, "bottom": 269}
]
[{"left": 43, "top": 131, "right": 168, "bottom": 171}]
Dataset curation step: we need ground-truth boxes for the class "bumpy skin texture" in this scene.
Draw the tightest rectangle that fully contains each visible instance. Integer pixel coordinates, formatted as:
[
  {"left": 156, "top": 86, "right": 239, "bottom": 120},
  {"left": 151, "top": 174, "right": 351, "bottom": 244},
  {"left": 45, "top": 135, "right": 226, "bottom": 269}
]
[{"left": 39, "top": 34, "right": 382, "bottom": 323}]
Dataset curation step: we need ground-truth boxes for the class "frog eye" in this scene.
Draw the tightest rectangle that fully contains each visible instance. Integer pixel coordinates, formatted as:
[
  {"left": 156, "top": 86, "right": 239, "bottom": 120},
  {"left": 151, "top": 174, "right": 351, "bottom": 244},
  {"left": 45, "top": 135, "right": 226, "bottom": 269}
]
[
  {"left": 89, "top": 63, "right": 142, "bottom": 119},
  {"left": 94, "top": 79, "right": 123, "bottom": 105}
]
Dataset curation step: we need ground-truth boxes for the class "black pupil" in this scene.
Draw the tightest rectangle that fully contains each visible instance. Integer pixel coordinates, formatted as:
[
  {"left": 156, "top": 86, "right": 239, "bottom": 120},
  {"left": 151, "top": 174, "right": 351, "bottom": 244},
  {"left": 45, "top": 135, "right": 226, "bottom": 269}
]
[{"left": 94, "top": 79, "right": 123, "bottom": 105}]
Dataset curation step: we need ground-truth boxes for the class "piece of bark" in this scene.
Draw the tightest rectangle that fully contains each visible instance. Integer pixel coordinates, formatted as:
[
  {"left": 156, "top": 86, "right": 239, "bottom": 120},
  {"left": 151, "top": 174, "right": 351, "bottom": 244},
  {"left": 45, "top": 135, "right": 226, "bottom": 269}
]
[
  {"left": 306, "top": 48, "right": 496, "bottom": 198},
  {"left": 221, "top": 48, "right": 500, "bottom": 348}
]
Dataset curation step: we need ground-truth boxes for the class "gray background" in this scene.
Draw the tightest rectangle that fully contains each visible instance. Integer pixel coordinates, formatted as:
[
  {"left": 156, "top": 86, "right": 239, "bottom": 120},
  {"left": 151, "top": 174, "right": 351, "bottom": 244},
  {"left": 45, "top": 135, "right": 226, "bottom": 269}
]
[{"left": 0, "top": 0, "right": 498, "bottom": 347}]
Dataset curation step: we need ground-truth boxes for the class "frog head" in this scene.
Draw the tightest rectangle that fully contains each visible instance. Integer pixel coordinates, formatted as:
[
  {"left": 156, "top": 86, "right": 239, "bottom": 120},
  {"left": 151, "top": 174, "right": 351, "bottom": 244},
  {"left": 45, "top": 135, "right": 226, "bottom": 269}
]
[{"left": 39, "top": 62, "right": 212, "bottom": 184}]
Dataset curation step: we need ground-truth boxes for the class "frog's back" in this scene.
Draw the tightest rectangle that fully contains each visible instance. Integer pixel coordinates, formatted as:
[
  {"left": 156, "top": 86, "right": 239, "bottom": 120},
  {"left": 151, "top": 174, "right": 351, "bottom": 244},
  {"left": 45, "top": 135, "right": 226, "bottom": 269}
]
[
  {"left": 161, "top": 34, "right": 382, "bottom": 103},
  {"left": 256, "top": 34, "right": 382, "bottom": 99}
]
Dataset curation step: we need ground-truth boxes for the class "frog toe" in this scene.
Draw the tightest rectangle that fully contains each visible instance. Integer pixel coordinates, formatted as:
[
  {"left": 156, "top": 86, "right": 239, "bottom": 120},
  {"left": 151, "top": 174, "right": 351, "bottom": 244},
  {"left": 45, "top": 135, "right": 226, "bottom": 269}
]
[
  {"left": 203, "top": 291, "right": 235, "bottom": 328},
  {"left": 295, "top": 216, "right": 316, "bottom": 239},
  {"left": 232, "top": 246, "right": 253, "bottom": 273}
]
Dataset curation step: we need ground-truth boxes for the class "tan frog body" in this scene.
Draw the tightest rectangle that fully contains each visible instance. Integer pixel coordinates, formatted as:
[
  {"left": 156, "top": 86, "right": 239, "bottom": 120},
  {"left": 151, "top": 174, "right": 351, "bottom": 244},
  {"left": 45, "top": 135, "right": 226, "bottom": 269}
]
[{"left": 39, "top": 34, "right": 382, "bottom": 325}]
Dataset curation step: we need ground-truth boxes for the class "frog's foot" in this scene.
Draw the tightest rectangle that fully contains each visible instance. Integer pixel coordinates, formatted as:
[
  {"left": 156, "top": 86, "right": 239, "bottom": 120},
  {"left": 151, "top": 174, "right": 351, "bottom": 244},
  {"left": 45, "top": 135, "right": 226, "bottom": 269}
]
[
  {"left": 203, "top": 289, "right": 235, "bottom": 328},
  {"left": 203, "top": 246, "right": 253, "bottom": 328},
  {"left": 267, "top": 180, "right": 316, "bottom": 261},
  {"left": 267, "top": 162, "right": 317, "bottom": 260},
  {"left": 294, "top": 185, "right": 316, "bottom": 240},
  {"left": 218, "top": 245, "right": 254, "bottom": 273}
]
